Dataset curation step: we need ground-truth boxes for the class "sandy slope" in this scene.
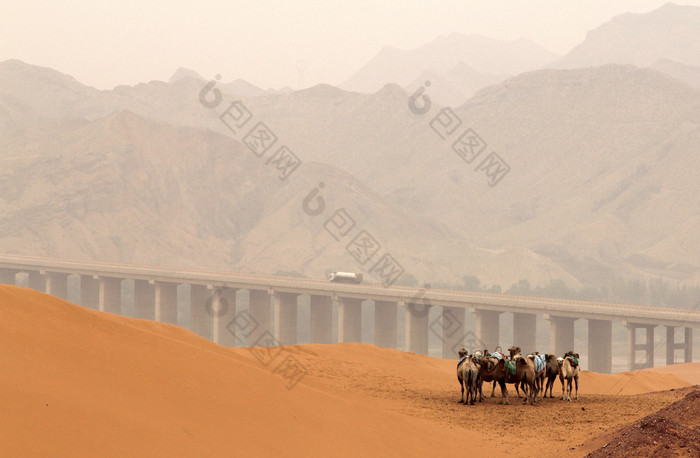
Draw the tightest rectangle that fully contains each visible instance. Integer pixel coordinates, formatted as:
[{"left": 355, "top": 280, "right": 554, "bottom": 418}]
[
  {"left": 1, "top": 285, "right": 696, "bottom": 457},
  {"left": 0, "top": 286, "right": 463, "bottom": 457},
  {"left": 644, "top": 362, "right": 700, "bottom": 385}
]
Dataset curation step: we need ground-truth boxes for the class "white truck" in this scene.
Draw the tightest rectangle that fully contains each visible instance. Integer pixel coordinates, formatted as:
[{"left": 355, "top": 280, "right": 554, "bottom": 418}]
[{"left": 328, "top": 271, "right": 363, "bottom": 284}]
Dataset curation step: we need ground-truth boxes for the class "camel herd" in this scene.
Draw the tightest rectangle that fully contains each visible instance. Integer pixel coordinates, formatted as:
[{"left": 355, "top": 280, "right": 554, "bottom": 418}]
[{"left": 456, "top": 346, "right": 580, "bottom": 406}]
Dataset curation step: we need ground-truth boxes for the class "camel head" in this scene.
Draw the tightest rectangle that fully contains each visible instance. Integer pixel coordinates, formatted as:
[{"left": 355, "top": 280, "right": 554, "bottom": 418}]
[
  {"left": 458, "top": 347, "right": 468, "bottom": 358},
  {"left": 508, "top": 346, "right": 521, "bottom": 357},
  {"left": 557, "top": 357, "right": 564, "bottom": 367},
  {"left": 473, "top": 350, "right": 483, "bottom": 359}
]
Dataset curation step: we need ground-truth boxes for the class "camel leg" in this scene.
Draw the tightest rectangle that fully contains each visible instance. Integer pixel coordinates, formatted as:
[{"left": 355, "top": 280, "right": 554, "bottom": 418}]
[
  {"left": 574, "top": 375, "right": 579, "bottom": 400},
  {"left": 559, "top": 375, "right": 565, "bottom": 400},
  {"left": 477, "top": 378, "right": 484, "bottom": 402},
  {"left": 465, "top": 372, "right": 472, "bottom": 405},
  {"left": 498, "top": 380, "right": 509, "bottom": 405},
  {"left": 533, "top": 378, "right": 540, "bottom": 403},
  {"left": 469, "top": 373, "right": 477, "bottom": 405},
  {"left": 548, "top": 377, "right": 554, "bottom": 398},
  {"left": 490, "top": 380, "right": 497, "bottom": 397},
  {"left": 459, "top": 378, "right": 464, "bottom": 403}
]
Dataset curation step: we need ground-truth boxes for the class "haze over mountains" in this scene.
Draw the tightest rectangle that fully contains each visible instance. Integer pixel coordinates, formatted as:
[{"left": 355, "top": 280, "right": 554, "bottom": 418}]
[{"left": 1, "top": 3, "right": 698, "bottom": 299}]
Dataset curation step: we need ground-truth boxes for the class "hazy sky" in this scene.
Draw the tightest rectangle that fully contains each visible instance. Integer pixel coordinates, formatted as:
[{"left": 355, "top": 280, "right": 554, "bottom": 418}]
[{"left": 2, "top": 0, "right": 699, "bottom": 90}]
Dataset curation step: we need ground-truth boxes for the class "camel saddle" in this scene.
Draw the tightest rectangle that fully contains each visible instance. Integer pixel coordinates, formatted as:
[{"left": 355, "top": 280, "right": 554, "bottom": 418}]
[
  {"left": 564, "top": 353, "right": 579, "bottom": 367},
  {"left": 489, "top": 351, "right": 505, "bottom": 361},
  {"left": 504, "top": 360, "right": 517, "bottom": 375}
]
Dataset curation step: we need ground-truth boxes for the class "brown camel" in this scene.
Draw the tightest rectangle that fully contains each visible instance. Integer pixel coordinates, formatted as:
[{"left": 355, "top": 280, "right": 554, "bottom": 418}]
[
  {"left": 518, "top": 357, "right": 538, "bottom": 405},
  {"left": 507, "top": 346, "right": 521, "bottom": 359},
  {"left": 558, "top": 351, "right": 580, "bottom": 401},
  {"left": 474, "top": 356, "right": 537, "bottom": 405},
  {"left": 508, "top": 346, "right": 527, "bottom": 398},
  {"left": 479, "top": 354, "right": 503, "bottom": 399},
  {"left": 543, "top": 354, "right": 559, "bottom": 398}
]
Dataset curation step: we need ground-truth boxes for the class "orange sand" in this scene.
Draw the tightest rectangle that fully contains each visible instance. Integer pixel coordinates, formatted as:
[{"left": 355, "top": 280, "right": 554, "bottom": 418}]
[
  {"left": 644, "top": 362, "right": 700, "bottom": 385},
  {"left": 1, "top": 285, "right": 696, "bottom": 457}
]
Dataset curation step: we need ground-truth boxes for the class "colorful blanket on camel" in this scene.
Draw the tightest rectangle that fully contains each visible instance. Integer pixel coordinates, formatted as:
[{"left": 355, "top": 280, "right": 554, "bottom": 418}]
[
  {"left": 488, "top": 351, "right": 505, "bottom": 361},
  {"left": 505, "top": 359, "right": 517, "bottom": 375},
  {"left": 533, "top": 354, "right": 546, "bottom": 372}
]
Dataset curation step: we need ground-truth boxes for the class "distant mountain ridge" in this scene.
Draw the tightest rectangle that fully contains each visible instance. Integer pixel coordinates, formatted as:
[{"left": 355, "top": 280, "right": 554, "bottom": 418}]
[
  {"left": 552, "top": 3, "right": 700, "bottom": 69},
  {"left": 340, "top": 33, "right": 558, "bottom": 97}
]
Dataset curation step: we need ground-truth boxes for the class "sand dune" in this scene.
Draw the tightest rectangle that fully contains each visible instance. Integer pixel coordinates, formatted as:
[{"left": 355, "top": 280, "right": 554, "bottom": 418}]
[
  {"left": 1, "top": 285, "right": 695, "bottom": 457},
  {"left": 0, "top": 286, "right": 464, "bottom": 457},
  {"left": 644, "top": 362, "right": 700, "bottom": 386}
]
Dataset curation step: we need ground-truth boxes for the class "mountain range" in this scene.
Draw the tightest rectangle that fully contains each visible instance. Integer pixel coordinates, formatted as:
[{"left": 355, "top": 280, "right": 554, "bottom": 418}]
[{"left": 0, "top": 3, "right": 698, "bottom": 296}]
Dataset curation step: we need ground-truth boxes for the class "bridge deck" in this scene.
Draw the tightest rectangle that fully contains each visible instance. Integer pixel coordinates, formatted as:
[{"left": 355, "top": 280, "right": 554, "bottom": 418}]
[{"left": 1, "top": 253, "right": 698, "bottom": 328}]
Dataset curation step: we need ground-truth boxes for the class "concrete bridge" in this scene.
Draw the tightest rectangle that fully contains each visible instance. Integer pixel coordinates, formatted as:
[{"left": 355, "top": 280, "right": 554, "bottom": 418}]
[{"left": 0, "top": 254, "right": 697, "bottom": 373}]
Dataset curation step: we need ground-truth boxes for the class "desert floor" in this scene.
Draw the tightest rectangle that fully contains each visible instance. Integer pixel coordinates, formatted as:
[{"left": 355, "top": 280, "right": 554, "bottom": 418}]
[{"left": 1, "top": 285, "right": 698, "bottom": 457}]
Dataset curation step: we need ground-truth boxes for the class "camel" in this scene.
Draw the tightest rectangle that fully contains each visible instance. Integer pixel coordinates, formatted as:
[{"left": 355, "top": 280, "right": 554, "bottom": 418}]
[
  {"left": 558, "top": 351, "right": 580, "bottom": 401},
  {"left": 473, "top": 355, "right": 537, "bottom": 405},
  {"left": 481, "top": 349, "right": 507, "bottom": 399},
  {"left": 470, "top": 350, "right": 487, "bottom": 401},
  {"left": 479, "top": 354, "right": 503, "bottom": 399},
  {"left": 508, "top": 346, "right": 527, "bottom": 398},
  {"left": 458, "top": 355, "right": 480, "bottom": 405},
  {"left": 456, "top": 348, "right": 469, "bottom": 403},
  {"left": 527, "top": 353, "right": 546, "bottom": 402},
  {"left": 543, "top": 354, "right": 560, "bottom": 398},
  {"left": 507, "top": 346, "right": 521, "bottom": 360},
  {"left": 518, "top": 357, "right": 538, "bottom": 405}
]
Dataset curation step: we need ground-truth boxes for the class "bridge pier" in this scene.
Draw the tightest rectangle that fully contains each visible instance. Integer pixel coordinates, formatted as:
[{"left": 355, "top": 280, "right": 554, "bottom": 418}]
[
  {"left": 405, "top": 302, "right": 430, "bottom": 355},
  {"left": 310, "top": 295, "right": 333, "bottom": 344},
  {"left": 338, "top": 297, "right": 362, "bottom": 343},
  {"left": 588, "top": 319, "right": 612, "bottom": 373},
  {"left": 248, "top": 289, "right": 272, "bottom": 346},
  {"left": 546, "top": 315, "right": 576, "bottom": 357},
  {"left": 154, "top": 281, "right": 178, "bottom": 325},
  {"left": 80, "top": 275, "right": 99, "bottom": 309},
  {"left": 666, "top": 326, "right": 693, "bottom": 365},
  {"left": 99, "top": 277, "right": 121, "bottom": 314},
  {"left": 190, "top": 285, "right": 212, "bottom": 339},
  {"left": 513, "top": 312, "right": 537, "bottom": 354},
  {"left": 213, "top": 288, "right": 237, "bottom": 346},
  {"left": 473, "top": 308, "right": 500, "bottom": 351},
  {"left": 625, "top": 322, "right": 655, "bottom": 370},
  {"left": 134, "top": 279, "right": 155, "bottom": 320},
  {"left": 45, "top": 272, "right": 69, "bottom": 300},
  {"left": 0, "top": 268, "right": 17, "bottom": 284},
  {"left": 441, "top": 306, "right": 465, "bottom": 358},
  {"left": 28, "top": 270, "right": 44, "bottom": 292},
  {"left": 375, "top": 300, "right": 397, "bottom": 348},
  {"left": 273, "top": 292, "right": 298, "bottom": 345}
]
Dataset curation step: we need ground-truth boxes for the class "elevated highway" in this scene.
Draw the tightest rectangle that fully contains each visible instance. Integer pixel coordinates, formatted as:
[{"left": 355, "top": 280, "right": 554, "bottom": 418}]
[{"left": 0, "top": 254, "right": 696, "bottom": 372}]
